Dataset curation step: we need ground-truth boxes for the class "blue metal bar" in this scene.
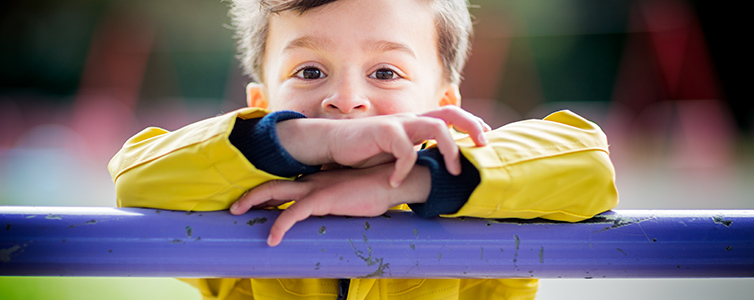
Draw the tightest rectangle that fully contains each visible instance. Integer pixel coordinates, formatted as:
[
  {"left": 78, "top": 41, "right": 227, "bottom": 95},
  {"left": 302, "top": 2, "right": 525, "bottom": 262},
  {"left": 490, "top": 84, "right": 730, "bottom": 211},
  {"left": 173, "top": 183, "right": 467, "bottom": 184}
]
[{"left": 1, "top": 207, "right": 752, "bottom": 278}]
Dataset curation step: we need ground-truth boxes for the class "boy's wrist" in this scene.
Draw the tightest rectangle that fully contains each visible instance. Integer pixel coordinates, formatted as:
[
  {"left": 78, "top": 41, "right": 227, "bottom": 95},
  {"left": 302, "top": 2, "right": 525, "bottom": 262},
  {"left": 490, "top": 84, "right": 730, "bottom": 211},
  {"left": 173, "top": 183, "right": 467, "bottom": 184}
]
[
  {"left": 408, "top": 148, "right": 480, "bottom": 218},
  {"left": 395, "top": 164, "right": 430, "bottom": 206},
  {"left": 276, "top": 118, "right": 333, "bottom": 166},
  {"left": 229, "top": 111, "right": 321, "bottom": 177}
]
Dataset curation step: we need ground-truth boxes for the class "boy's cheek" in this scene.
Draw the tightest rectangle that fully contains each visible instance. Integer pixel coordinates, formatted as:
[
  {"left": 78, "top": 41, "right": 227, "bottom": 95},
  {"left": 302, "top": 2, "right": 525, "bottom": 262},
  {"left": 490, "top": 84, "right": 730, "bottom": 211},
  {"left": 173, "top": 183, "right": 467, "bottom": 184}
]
[{"left": 371, "top": 90, "right": 438, "bottom": 115}]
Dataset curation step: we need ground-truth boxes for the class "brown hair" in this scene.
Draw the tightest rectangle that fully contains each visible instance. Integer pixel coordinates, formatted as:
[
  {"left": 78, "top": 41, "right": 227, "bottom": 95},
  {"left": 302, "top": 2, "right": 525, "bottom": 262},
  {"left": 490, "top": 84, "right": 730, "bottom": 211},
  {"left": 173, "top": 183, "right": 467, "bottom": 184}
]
[{"left": 228, "top": 0, "right": 473, "bottom": 84}]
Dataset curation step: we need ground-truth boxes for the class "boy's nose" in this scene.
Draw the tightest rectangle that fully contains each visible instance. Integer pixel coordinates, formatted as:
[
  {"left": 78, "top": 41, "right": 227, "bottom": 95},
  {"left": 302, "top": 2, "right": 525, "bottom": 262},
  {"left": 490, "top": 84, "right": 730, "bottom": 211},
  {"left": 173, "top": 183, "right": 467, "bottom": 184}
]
[{"left": 321, "top": 91, "right": 370, "bottom": 117}]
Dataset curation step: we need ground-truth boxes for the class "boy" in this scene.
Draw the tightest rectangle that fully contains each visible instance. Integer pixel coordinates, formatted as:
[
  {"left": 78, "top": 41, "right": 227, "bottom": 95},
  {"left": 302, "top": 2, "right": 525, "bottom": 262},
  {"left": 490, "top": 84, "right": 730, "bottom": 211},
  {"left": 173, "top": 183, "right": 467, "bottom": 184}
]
[{"left": 108, "top": 0, "right": 618, "bottom": 299}]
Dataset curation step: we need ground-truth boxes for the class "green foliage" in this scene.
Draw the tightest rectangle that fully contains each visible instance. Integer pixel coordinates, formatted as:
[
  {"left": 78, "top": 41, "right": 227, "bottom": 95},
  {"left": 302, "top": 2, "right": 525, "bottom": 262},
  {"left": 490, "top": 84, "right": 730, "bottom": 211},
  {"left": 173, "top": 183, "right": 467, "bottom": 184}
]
[{"left": 0, "top": 277, "right": 200, "bottom": 300}]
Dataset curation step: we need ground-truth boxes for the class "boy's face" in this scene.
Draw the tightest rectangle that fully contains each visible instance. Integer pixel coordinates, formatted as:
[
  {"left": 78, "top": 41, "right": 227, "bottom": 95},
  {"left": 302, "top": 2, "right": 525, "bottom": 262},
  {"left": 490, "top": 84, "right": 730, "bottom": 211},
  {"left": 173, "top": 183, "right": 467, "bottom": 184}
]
[{"left": 246, "top": 0, "right": 460, "bottom": 118}]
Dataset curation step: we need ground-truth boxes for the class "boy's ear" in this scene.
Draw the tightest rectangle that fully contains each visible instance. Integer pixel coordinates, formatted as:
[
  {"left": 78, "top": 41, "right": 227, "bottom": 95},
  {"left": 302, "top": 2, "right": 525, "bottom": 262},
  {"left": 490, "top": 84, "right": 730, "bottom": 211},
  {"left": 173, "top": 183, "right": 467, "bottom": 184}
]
[
  {"left": 438, "top": 84, "right": 461, "bottom": 107},
  {"left": 246, "top": 82, "right": 268, "bottom": 109}
]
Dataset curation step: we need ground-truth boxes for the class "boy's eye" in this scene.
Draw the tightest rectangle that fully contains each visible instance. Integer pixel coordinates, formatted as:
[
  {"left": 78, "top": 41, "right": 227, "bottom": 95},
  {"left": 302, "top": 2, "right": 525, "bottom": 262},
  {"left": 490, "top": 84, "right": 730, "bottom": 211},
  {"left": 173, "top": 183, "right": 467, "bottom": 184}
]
[
  {"left": 295, "top": 67, "right": 326, "bottom": 80},
  {"left": 369, "top": 68, "right": 399, "bottom": 80}
]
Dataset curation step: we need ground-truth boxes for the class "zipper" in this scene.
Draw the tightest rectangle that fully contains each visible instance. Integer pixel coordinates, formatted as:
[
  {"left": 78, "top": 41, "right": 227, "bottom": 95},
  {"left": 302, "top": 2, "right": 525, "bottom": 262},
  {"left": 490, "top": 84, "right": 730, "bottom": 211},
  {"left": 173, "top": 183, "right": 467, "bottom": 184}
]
[{"left": 336, "top": 278, "right": 350, "bottom": 300}]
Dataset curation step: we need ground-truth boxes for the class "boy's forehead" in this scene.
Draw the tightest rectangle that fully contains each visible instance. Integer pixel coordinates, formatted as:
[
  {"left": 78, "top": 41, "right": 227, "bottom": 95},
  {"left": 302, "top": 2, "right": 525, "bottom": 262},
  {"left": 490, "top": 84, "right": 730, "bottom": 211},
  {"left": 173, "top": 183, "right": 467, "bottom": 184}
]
[{"left": 266, "top": 0, "right": 438, "bottom": 49}]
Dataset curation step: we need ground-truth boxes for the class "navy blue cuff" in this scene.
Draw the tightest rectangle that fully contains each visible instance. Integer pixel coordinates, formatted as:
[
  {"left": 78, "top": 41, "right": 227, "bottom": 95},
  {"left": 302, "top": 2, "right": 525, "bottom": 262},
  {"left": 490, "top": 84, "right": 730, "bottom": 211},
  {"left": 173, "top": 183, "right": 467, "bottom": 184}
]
[
  {"left": 408, "top": 148, "right": 480, "bottom": 218},
  {"left": 228, "top": 111, "right": 322, "bottom": 177}
]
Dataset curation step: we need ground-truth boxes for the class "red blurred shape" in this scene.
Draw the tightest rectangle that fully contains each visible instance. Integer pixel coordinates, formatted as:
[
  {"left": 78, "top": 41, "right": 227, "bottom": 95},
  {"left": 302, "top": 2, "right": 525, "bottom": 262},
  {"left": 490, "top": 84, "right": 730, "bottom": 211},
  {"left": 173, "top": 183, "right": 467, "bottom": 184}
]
[
  {"left": 70, "top": 11, "right": 155, "bottom": 160},
  {"left": 614, "top": 0, "right": 733, "bottom": 168}
]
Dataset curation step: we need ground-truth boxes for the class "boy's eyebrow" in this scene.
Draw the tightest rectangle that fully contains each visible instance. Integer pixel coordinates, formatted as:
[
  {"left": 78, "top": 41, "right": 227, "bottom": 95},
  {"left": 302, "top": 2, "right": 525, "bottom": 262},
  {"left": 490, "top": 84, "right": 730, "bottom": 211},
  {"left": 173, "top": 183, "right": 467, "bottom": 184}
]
[
  {"left": 283, "top": 36, "right": 335, "bottom": 53},
  {"left": 282, "top": 36, "right": 415, "bottom": 59},
  {"left": 365, "top": 40, "right": 416, "bottom": 58}
]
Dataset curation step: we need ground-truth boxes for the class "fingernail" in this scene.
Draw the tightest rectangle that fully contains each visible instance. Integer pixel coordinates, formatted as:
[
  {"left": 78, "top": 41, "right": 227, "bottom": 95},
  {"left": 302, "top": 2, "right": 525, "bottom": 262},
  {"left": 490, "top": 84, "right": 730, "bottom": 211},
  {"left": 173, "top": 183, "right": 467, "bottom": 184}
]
[
  {"left": 478, "top": 133, "right": 488, "bottom": 145},
  {"left": 267, "top": 235, "right": 274, "bottom": 247},
  {"left": 230, "top": 201, "right": 239, "bottom": 212},
  {"left": 390, "top": 179, "right": 400, "bottom": 188}
]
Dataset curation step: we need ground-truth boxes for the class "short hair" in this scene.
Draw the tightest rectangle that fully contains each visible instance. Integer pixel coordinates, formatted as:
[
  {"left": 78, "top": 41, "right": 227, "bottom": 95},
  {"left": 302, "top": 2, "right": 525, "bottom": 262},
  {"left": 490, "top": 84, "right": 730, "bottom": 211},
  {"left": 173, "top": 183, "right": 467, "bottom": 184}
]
[{"left": 229, "top": 0, "right": 473, "bottom": 85}]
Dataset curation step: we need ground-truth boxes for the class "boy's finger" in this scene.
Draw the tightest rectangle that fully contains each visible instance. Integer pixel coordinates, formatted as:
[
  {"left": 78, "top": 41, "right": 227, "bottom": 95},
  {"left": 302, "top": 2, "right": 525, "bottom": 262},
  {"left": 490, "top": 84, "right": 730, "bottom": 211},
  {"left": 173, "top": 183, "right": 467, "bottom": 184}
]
[
  {"left": 478, "top": 116, "right": 492, "bottom": 132},
  {"left": 429, "top": 124, "right": 462, "bottom": 176},
  {"left": 230, "top": 180, "right": 307, "bottom": 215},
  {"left": 423, "top": 107, "right": 489, "bottom": 146},
  {"left": 408, "top": 117, "right": 461, "bottom": 175},
  {"left": 267, "top": 200, "right": 315, "bottom": 247},
  {"left": 450, "top": 115, "right": 488, "bottom": 146},
  {"left": 390, "top": 151, "right": 417, "bottom": 188},
  {"left": 382, "top": 126, "right": 418, "bottom": 188}
]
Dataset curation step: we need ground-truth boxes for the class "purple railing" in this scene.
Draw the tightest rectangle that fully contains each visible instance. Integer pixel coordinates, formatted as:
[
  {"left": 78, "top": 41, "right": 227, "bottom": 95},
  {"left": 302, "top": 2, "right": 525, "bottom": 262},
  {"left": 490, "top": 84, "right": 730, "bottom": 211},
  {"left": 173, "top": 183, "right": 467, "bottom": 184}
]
[{"left": 1, "top": 206, "right": 752, "bottom": 278}]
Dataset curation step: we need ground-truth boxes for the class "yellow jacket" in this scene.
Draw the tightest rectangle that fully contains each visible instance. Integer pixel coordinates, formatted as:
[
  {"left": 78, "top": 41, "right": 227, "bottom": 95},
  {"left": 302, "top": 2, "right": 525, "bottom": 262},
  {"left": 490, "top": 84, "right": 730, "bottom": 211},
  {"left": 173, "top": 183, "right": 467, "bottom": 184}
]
[{"left": 108, "top": 107, "right": 618, "bottom": 300}]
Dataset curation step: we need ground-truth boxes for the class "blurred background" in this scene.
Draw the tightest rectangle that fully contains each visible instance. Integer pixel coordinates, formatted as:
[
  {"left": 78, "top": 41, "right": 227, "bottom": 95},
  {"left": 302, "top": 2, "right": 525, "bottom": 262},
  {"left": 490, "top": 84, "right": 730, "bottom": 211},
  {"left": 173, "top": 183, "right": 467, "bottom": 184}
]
[{"left": 0, "top": 0, "right": 751, "bottom": 299}]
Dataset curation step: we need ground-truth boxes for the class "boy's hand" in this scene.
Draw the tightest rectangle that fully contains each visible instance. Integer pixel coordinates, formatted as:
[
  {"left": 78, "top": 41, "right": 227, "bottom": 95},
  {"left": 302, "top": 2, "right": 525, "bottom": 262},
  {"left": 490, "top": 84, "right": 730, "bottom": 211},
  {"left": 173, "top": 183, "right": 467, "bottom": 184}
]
[
  {"left": 229, "top": 163, "right": 430, "bottom": 247},
  {"left": 277, "top": 106, "right": 490, "bottom": 187}
]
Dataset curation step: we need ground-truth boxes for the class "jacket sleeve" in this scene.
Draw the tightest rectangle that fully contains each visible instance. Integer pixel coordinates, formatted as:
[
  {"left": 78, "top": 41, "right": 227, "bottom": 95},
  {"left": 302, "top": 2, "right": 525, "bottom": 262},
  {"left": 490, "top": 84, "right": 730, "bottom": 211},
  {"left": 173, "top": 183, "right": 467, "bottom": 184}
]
[
  {"left": 107, "top": 107, "right": 287, "bottom": 211},
  {"left": 444, "top": 110, "right": 619, "bottom": 222}
]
